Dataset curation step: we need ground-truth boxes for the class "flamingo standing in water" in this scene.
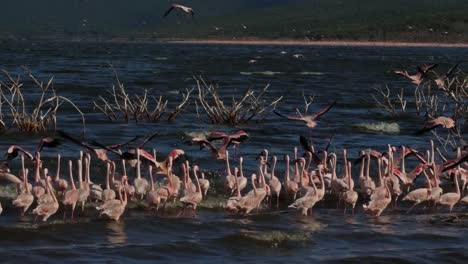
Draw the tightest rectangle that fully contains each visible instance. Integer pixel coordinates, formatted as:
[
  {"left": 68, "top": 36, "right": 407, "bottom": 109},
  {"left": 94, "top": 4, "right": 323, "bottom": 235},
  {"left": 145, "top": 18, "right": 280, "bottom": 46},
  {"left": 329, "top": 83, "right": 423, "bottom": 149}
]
[
  {"left": 32, "top": 153, "right": 45, "bottom": 199},
  {"left": 63, "top": 160, "right": 80, "bottom": 221},
  {"left": 223, "top": 150, "right": 237, "bottom": 193},
  {"left": 12, "top": 155, "right": 34, "bottom": 215},
  {"left": 198, "top": 171, "right": 210, "bottom": 198},
  {"left": 77, "top": 158, "right": 89, "bottom": 212},
  {"left": 288, "top": 159, "right": 320, "bottom": 216},
  {"left": 85, "top": 154, "right": 103, "bottom": 202},
  {"left": 438, "top": 166, "right": 461, "bottom": 213},
  {"left": 363, "top": 158, "right": 392, "bottom": 217},
  {"left": 236, "top": 172, "right": 268, "bottom": 215},
  {"left": 402, "top": 167, "right": 432, "bottom": 213},
  {"left": 32, "top": 174, "right": 59, "bottom": 222},
  {"left": 134, "top": 149, "right": 149, "bottom": 199},
  {"left": 100, "top": 178, "right": 128, "bottom": 221},
  {"left": 342, "top": 161, "right": 358, "bottom": 215},
  {"left": 52, "top": 154, "right": 68, "bottom": 196},
  {"left": 268, "top": 156, "right": 282, "bottom": 208},
  {"left": 179, "top": 165, "right": 203, "bottom": 217},
  {"left": 146, "top": 165, "right": 161, "bottom": 213},
  {"left": 284, "top": 155, "right": 299, "bottom": 201},
  {"left": 225, "top": 167, "right": 242, "bottom": 213},
  {"left": 359, "top": 154, "right": 376, "bottom": 198},
  {"left": 102, "top": 162, "right": 116, "bottom": 202}
]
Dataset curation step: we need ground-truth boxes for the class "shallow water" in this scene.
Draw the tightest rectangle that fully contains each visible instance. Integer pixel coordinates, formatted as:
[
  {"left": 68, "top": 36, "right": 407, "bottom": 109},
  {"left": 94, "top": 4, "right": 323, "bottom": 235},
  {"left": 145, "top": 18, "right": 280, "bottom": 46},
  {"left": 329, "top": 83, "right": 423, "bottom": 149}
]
[{"left": 0, "top": 40, "right": 467, "bottom": 263}]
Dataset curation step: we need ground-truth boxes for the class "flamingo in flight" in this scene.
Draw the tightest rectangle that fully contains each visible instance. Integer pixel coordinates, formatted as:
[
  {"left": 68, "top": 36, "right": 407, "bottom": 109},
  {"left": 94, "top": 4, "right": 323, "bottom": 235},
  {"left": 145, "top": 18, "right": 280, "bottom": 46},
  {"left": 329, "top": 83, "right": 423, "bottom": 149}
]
[
  {"left": 299, "top": 134, "right": 333, "bottom": 164},
  {"left": 394, "top": 64, "right": 437, "bottom": 85},
  {"left": 415, "top": 116, "right": 456, "bottom": 135},
  {"left": 4, "top": 137, "right": 60, "bottom": 161},
  {"left": 90, "top": 131, "right": 160, "bottom": 165},
  {"left": 206, "top": 130, "right": 249, "bottom": 154},
  {"left": 192, "top": 136, "right": 241, "bottom": 160},
  {"left": 164, "top": 4, "right": 194, "bottom": 17},
  {"left": 59, "top": 131, "right": 140, "bottom": 162},
  {"left": 435, "top": 63, "right": 460, "bottom": 89},
  {"left": 274, "top": 101, "right": 336, "bottom": 128}
]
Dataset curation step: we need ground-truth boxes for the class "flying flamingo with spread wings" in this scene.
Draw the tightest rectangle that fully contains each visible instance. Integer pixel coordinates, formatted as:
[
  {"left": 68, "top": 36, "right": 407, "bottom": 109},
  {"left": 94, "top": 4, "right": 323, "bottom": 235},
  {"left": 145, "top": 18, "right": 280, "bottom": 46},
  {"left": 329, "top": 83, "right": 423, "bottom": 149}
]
[
  {"left": 163, "top": 4, "right": 194, "bottom": 17},
  {"left": 274, "top": 101, "right": 336, "bottom": 128}
]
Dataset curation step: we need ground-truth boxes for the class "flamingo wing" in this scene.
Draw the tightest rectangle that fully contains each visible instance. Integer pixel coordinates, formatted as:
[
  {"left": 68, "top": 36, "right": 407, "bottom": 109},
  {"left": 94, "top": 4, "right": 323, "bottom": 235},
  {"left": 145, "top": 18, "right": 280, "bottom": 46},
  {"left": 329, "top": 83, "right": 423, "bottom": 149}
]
[
  {"left": 138, "top": 131, "right": 159, "bottom": 148},
  {"left": 36, "top": 137, "right": 61, "bottom": 153},
  {"left": 310, "top": 100, "right": 336, "bottom": 120},
  {"left": 415, "top": 119, "right": 442, "bottom": 135},
  {"left": 442, "top": 153, "right": 468, "bottom": 172},
  {"left": 5, "top": 145, "right": 34, "bottom": 160},
  {"left": 206, "top": 131, "right": 228, "bottom": 141},
  {"left": 417, "top": 64, "right": 438, "bottom": 74},
  {"left": 229, "top": 131, "right": 249, "bottom": 142},
  {"left": 90, "top": 140, "right": 123, "bottom": 157},
  {"left": 299, "top": 135, "right": 313, "bottom": 153},
  {"left": 163, "top": 6, "right": 175, "bottom": 17},
  {"left": 445, "top": 62, "right": 460, "bottom": 78},
  {"left": 58, "top": 131, "right": 97, "bottom": 153},
  {"left": 108, "top": 135, "right": 140, "bottom": 149}
]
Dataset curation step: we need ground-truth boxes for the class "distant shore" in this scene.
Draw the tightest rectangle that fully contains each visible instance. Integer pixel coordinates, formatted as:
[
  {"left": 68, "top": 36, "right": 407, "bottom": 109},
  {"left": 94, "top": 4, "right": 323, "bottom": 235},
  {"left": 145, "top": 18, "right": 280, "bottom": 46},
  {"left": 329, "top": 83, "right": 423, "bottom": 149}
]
[{"left": 166, "top": 39, "right": 468, "bottom": 48}]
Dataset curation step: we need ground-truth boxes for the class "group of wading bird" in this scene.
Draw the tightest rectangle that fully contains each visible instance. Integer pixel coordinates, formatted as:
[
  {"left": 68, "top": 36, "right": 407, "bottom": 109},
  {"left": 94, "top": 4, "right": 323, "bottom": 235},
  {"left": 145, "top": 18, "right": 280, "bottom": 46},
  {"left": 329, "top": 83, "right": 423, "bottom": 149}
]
[
  {"left": 1, "top": 131, "right": 468, "bottom": 221},
  {"left": 0, "top": 60, "right": 466, "bottom": 222},
  {"left": 1, "top": 118, "right": 467, "bottom": 222}
]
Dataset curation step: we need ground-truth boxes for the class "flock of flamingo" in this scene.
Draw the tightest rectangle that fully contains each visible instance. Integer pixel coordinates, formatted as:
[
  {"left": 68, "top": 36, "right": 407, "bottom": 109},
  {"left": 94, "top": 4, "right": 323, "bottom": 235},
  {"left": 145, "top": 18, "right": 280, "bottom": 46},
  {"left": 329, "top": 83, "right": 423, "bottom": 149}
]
[{"left": 0, "top": 116, "right": 467, "bottom": 223}]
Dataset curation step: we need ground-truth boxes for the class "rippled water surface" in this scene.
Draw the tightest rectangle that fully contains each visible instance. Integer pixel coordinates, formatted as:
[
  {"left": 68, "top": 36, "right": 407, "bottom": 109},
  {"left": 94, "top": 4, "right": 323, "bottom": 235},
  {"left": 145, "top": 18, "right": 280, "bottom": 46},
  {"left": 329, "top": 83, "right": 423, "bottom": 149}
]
[{"left": 0, "top": 41, "right": 467, "bottom": 263}]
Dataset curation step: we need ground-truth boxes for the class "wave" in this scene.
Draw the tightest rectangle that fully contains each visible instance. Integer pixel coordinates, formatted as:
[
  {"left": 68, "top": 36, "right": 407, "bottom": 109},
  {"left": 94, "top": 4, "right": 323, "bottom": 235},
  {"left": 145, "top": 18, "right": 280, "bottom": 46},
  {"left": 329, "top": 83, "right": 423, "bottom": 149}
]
[
  {"left": 240, "top": 71, "right": 283, "bottom": 76},
  {"left": 298, "top": 72, "right": 325, "bottom": 75},
  {"left": 354, "top": 122, "right": 400, "bottom": 134},
  {"left": 218, "top": 230, "right": 313, "bottom": 248}
]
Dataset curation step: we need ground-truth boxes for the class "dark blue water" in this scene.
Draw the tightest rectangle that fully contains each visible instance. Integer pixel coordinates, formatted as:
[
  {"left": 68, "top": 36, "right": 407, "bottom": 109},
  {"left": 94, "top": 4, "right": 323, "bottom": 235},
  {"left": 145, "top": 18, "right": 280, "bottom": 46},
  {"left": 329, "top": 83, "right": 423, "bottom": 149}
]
[{"left": 0, "top": 40, "right": 466, "bottom": 263}]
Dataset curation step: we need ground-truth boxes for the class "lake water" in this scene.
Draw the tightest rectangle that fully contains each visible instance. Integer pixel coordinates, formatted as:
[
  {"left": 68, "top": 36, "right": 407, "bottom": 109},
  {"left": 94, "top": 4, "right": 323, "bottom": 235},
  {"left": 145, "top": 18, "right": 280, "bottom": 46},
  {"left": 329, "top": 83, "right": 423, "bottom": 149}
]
[{"left": 0, "top": 40, "right": 466, "bottom": 263}]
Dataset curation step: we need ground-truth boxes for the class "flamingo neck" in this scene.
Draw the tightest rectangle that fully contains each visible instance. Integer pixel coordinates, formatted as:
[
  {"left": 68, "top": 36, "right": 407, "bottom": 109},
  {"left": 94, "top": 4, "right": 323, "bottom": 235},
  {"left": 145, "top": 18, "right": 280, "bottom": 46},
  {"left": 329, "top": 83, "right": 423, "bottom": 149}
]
[{"left": 69, "top": 162, "right": 76, "bottom": 190}]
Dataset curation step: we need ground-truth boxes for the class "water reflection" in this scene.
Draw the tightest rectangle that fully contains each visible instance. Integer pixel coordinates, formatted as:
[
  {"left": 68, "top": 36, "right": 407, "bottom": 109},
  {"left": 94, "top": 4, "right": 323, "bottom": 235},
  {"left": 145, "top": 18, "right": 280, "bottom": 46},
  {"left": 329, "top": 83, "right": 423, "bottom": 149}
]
[{"left": 106, "top": 221, "right": 127, "bottom": 246}]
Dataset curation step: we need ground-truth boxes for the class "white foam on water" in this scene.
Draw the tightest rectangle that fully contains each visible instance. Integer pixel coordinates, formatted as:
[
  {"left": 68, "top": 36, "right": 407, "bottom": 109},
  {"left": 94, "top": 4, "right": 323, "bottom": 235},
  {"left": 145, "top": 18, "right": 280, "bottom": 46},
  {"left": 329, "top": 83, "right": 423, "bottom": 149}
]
[
  {"left": 298, "top": 71, "right": 325, "bottom": 75},
  {"left": 240, "top": 71, "right": 283, "bottom": 76},
  {"left": 355, "top": 122, "right": 400, "bottom": 134}
]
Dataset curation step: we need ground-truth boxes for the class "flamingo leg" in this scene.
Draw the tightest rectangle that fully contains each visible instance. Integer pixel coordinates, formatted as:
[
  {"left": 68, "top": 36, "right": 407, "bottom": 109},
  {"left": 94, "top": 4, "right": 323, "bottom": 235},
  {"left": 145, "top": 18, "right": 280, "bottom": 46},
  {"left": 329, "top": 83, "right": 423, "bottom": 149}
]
[{"left": 406, "top": 201, "right": 420, "bottom": 213}]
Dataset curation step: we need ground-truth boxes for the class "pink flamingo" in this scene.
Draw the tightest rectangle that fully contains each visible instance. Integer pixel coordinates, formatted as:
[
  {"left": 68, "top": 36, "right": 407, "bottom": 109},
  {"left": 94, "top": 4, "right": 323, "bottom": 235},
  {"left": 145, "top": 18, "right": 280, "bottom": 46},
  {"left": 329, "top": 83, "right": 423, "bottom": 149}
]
[
  {"left": 284, "top": 155, "right": 299, "bottom": 201},
  {"left": 342, "top": 161, "right": 358, "bottom": 215},
  {"left": 225, "top": 167, "right": 242, "bottom": 213},
  {"left": 100, "top": 178, "right": 128, "bottom": 221},
  {"left": 363, "top": 158, "right": 392, "bottom": 217},
  {"left": 268, "top": 156, "right": 282, "bottom": 208},
  {"left": 32, "top": 174, "right": 59, "bottom": 222},
  {"left": 102, "top": 162, "right": 116, "bottom": 202},
  {"left": 12, "top": 155, "right": 34, "bottom": 215},
  {"left": 163, "top": 4, "right": 194, "bottom": 17},
  {"left": 416, "top": 116, "right": 456, "bottom": 135},
  {"left": 438, "top": 166, "right": 461, "bottom": 213},
  {"left": 401, "top": 167, "right": 432, "bottom": 213},
  {"left": 63, "top": 160, "right": 80, "bottom": 221},
  {"left": 274, "top": 101, "right": 336, "bottom": 128},
  {"left": 146, "top": 165, "right": 161, "bottom": 213},
  {"left": 134, "top": 149, "right": 149, "bottom": 199},
  {"left": 179, "top": 165, "right": 203, "bottom": 217}
]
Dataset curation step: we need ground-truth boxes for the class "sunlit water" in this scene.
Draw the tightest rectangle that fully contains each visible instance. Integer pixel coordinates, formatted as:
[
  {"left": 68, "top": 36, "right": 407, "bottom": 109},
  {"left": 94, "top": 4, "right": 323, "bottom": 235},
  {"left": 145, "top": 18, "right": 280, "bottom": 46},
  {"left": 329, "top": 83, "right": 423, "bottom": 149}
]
[{"left": 0, "top": 40, "right": 467, "bottom": 263}]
